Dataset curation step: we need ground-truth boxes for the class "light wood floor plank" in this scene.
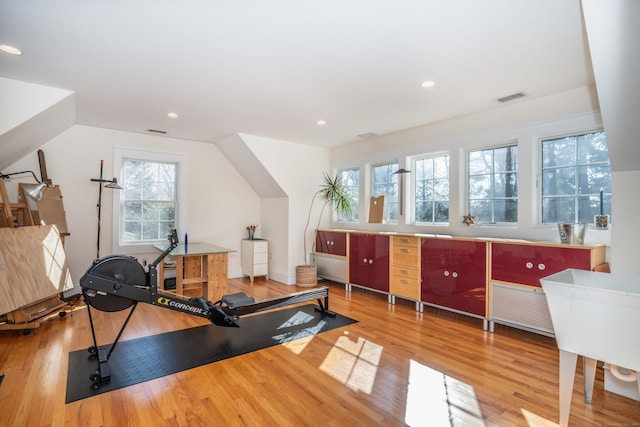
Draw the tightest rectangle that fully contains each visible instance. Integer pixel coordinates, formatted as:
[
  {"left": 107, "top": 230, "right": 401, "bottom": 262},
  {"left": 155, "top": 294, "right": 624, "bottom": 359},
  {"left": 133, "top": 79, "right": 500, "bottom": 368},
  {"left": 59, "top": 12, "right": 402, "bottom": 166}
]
[{"left": 0, "top": 278, "right": 639, "bottom": 426}]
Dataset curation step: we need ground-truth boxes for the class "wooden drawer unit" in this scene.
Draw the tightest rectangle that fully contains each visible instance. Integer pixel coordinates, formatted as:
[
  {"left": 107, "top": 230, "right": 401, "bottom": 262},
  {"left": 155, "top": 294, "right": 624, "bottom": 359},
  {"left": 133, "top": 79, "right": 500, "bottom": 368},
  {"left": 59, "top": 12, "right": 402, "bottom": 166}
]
[
  {"left": 242, "top": 239, "right": 269, "bottom": 282},
  {"left": 390, "top": 235, "right": 420, "bottom": 300}
]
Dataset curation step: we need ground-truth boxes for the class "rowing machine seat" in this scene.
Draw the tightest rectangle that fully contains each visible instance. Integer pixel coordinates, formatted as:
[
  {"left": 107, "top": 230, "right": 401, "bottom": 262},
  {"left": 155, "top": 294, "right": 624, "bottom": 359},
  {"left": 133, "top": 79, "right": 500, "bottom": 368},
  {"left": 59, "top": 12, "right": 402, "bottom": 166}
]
[{"left": 221, "top": 292, "right": 256, "bottom": 309}]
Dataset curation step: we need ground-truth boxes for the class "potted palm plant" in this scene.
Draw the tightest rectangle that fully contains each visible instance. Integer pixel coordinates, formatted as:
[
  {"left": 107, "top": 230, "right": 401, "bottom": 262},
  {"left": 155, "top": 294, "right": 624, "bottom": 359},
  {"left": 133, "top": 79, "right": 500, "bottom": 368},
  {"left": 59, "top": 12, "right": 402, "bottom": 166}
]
[{"left": 297, "top": 172, "right": 353, "bottom": 287}]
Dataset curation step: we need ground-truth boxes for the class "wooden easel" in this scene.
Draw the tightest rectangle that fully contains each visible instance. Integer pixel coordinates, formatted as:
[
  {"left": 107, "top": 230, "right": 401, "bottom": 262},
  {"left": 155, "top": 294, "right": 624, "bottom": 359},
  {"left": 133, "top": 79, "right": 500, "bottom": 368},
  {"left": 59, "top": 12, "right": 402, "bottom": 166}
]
[
  {"left": 0, "top": 180, "right": 33, "bottom": 227},
  {"left": 0, "top": 181, "right": 74, "bottom": 333}
]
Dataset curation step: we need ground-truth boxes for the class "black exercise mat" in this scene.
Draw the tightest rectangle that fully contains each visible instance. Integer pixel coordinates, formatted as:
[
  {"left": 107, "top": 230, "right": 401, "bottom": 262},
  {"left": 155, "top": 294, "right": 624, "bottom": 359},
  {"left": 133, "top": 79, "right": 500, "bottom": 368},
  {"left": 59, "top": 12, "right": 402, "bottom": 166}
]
[{"left": 66, "top": 304, "right": 356, "bottom": 403}]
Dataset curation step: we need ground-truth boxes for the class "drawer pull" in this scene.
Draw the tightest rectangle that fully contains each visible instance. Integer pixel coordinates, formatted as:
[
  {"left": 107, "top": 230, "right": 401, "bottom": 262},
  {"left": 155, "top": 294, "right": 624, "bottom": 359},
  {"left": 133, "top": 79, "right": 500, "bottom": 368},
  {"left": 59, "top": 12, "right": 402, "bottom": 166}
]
[
  {"left": 400, "top": 269, "right": 409, "bottom": 274},
  {"left": 400, "top": 238, "right": 410, "bottom": 243},
  {"left": 400, "top": 248, "right": 410, "bottom": 253},
  {"left": 401, "top": 280, "right": 409, "bottom": 285}
]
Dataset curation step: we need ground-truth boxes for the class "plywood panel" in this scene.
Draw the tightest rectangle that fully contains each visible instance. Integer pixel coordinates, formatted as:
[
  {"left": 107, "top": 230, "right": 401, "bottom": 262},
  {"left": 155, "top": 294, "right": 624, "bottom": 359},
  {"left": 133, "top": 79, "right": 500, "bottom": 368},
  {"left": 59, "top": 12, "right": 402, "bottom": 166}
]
[{"left": 0, "top": 225, "right": 74, "bottom": 315}]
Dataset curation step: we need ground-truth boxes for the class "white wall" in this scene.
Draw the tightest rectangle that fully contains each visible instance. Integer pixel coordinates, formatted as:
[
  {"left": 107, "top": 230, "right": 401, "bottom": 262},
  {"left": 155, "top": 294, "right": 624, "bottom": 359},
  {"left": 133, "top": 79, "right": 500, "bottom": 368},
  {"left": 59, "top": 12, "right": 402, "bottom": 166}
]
[
  {"left": 241, "top": 134, "right": 331, "bottom": 283},
  {"left": 4, "top": 125, "right": 262, "bottom": 285},
  {"left": 582, "top": 0, "right": 640, "bottom": 274},
  {"left": 330, "top": 87, "right": 611, "bottom": 247}
]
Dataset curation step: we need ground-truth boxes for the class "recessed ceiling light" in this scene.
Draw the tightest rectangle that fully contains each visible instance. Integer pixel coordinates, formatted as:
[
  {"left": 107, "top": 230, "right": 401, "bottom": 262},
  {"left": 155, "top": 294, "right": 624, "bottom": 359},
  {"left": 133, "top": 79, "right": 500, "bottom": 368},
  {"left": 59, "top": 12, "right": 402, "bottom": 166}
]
[
  {"left": 167, "top": 112, "right": 179, "bottom": 118},
  {"left": 316, "top": 120, "right": 326, "bottom": 126},
  {"left": 421, "top": 80, "right": 436, "bottom": 88},
  {"left": 0, "top": 44, "right": 23, "bottom": 55}
]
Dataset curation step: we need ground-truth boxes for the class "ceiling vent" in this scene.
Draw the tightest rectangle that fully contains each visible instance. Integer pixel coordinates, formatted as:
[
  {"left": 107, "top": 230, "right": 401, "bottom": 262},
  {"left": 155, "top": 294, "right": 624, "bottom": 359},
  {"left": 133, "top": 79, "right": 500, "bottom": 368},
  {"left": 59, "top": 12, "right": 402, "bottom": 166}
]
[
  {"left": 357, "top": 132, "right": 379, "bottom": 139},
  {"left": 497, "top": 92, "right": 527, "bottom": 103},
  {"left": 146, "top": 129, "right": 167, "bottom": 134}
]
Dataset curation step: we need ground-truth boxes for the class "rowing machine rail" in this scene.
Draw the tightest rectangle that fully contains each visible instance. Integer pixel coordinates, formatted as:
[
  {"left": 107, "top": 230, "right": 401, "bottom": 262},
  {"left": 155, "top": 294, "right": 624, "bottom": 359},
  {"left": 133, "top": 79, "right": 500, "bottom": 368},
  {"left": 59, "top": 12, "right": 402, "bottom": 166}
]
[{"left": 79, "top": 229, "right": 335, "bottom": 389}]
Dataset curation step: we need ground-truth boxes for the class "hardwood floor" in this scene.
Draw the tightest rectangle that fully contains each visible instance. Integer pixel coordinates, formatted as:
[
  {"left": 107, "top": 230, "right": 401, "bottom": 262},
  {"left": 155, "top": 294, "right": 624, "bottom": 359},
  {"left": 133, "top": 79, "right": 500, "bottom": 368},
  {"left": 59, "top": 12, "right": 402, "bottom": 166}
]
[{"left": 0, "top": 277, "right": 638, "bottom": 426}]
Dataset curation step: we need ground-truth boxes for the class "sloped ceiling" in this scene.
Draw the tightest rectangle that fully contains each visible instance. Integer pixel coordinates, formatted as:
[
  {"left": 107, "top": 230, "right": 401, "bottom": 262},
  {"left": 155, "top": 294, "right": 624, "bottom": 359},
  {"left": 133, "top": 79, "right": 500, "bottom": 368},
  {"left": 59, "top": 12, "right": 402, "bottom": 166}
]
[{"left": 0, "top": 0, "right": 593, "bottom": 150}]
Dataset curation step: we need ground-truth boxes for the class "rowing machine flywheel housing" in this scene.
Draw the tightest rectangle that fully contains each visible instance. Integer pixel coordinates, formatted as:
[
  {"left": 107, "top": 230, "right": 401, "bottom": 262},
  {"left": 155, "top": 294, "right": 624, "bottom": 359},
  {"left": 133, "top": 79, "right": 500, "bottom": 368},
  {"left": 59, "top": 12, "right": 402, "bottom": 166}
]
[{"left": 82, "top": 255, "right": 147, "bottom": 312}]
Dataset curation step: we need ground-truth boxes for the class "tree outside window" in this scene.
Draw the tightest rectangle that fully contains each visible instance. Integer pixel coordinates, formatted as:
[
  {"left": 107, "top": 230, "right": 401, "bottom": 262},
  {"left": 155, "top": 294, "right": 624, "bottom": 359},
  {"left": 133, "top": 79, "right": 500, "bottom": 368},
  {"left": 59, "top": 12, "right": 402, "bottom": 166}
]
[
  {"left": 414, "top": 154, "right": 449, "bottom": 224},
  {"left": 337, "top": 168, "right": 360, "bottom": 222},
  {"left": 122, "top": 159, "right": 177, "bottom": 242},
  {"left": 467, "top": 144, "right": 518, "bottom": 223},
  {"left": 372, "top": 162, "right": 398, "bottom": 223},
  {"left": 541, "top": 131, "right": 611, "bottom": 224}
]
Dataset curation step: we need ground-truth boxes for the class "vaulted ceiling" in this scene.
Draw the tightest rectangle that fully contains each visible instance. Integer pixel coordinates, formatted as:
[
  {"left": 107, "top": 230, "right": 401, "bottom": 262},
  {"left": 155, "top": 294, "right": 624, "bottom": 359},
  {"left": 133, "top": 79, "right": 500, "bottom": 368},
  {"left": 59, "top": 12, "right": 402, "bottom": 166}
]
[{"left": 0, "top": 0, "right": 593, "bottom": 149}]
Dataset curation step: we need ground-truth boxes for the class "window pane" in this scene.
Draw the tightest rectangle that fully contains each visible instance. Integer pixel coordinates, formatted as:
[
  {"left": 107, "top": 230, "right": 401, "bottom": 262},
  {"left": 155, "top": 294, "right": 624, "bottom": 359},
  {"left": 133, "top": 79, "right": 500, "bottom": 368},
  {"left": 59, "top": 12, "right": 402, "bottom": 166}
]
[
  {"left": 542, "top": 138, "right": 576, "bottom": 168},
  {"left": 467, "top": 144, "right": 518, "bottom": 223},
  {"left": 338, "top": 168, "right": 360, "bottom": 222},
  {"left": 578, "top": 164, "right": 611, "bottom": 194},
  {"left": 542, "top": 168, "right": 575, "bottom": 196},
  {"left": 372, "top": 162, "right": 398, "bottom": 224},
  {"left": 541, "top": 131, "right": 611, "bottom": 224},
  {"left": 414, "top": 155, "right": 449, "bottom": 224},
  {"left": 578, "top": 132, "right": 609, "bottom": 164},
  {"left": 542, "top": 197, "right": 575, "bottom": 223},
  {"left": 468, "top": 175, "right": 491, "bottom": 199},
  {"left": 122, "top": 158, "right": 177, "bottom": 243},
  {"left": 468, "top": 150, "right": 493, "bottom": 175},
  {"left": 469, "top": 200, "right": 492, "bottom": 222}
]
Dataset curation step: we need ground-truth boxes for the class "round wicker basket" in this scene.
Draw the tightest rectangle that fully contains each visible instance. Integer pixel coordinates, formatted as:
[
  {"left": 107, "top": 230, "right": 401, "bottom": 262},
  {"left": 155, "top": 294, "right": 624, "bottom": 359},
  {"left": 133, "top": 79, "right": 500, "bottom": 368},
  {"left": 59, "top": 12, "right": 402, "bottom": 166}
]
[{"left": 296, "top": 265, "right": 317, "bottom": 287}]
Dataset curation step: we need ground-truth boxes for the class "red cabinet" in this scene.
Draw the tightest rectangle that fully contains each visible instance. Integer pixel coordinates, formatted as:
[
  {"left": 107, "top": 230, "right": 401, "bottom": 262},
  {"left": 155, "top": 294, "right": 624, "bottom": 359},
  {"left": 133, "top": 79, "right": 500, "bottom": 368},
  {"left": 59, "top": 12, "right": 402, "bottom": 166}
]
[
  {"left": 349, "top": 233, "right": 389, "bottom": 292},
  {"left": 421, "top": 238, "right": 487, "bottom": 317},
  {"left": 491, "top": 243, "right": 596, "bottom": 288},
  {"left": 315, "top": 230, "right": 347, "bottom": 256}
]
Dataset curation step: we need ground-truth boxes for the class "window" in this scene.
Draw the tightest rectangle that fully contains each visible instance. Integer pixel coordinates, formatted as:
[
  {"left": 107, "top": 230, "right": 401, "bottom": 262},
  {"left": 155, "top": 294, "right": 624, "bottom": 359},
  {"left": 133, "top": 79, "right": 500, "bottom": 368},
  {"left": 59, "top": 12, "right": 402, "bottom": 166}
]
[
  {"left": 112, "top": 148, "right": 186, "bottom": 253},
  {"left": 414, "top": 154, "right": 449, "bottom": 224},
  {"left": 467, "top": 144, "right": 518, "bottom": 224},
  {"left": 337, "top": 168, "right": 359, "bottom": 222},
  {"left": 372, "top": 162, "right": 398, "bottom": 223},
  {"left": 541, "top": 130, "right": 611, "bottom": 224},
  {"left": 122, "top": 159, "right": 177, "bottom": 242}
]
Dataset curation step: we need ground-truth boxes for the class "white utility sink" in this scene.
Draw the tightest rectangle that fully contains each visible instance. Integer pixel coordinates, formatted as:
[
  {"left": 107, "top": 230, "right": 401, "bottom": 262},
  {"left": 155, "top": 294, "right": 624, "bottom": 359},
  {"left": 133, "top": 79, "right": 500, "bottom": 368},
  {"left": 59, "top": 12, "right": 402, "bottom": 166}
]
[{"left": 540, "top": 269, "right": 640, "bottom": 427}]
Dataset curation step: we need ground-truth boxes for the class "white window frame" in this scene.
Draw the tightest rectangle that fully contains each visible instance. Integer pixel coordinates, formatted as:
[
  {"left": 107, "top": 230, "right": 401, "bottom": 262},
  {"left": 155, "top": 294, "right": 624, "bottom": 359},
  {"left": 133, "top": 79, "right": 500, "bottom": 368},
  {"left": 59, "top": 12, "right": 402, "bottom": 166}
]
[
  {"left": 539, "top": 129, "right": 611, "bottom": 225},
  {"left": 371, "top": 161, "right": 399, "bottom": 224},
  {"left": 112, "top": 147, "right": 187, "bottom": 254},
  {"left": 336, "top": 167, "right": 360, "bottom": 223},
  {"left": 412, "top": 152, "right": 450, "bottom": 226},
  {"left": 466, "top": 142, "right": 518, "bottom": 225}
]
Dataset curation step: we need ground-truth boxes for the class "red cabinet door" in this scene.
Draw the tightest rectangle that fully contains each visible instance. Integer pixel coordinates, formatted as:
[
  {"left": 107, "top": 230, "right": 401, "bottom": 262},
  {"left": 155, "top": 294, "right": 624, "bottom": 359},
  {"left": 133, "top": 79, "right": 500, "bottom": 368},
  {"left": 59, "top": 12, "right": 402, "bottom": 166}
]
[
  {"left": 421, "top": 238, "right": 452, "bottom": 297},
  {"left": 316, "top": 231, "right": 347, "bottom": 256},
  {"left": 368, "top": 234, "right": 389, "bottom": 292},
  {"left": 492, "top": 243, "right": 592, "bottom": 287},
  {"left": 421, "top": 239, "right": 486, "bottom": 316},
  {"left": 316, "top": 231, "right": 332, "bottom": 254},
  {"left": 349, "top": 234, "right": 368, "bottom": 286},
  {"left": 491, "top": 243, "right": 537, "bottom": 286},
  {"left": 349, "top": 234, "right": 389, "bottom": 292},
  {"left": 448, "top": 240, "right": 486, "bottom": 316},
  {"left": 532, "top": 245, "right": 591, "bottom": 286}
]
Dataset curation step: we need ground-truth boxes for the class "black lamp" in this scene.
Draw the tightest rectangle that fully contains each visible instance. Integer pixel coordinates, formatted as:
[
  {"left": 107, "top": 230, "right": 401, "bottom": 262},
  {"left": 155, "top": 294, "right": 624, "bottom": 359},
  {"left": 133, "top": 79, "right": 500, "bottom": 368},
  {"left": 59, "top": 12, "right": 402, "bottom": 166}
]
[
  {"left": 393, "top": 168, "right": 411, "bottom": 216},
  {"left": 91, "top": 160, "right": 123, "bottom": 258}
]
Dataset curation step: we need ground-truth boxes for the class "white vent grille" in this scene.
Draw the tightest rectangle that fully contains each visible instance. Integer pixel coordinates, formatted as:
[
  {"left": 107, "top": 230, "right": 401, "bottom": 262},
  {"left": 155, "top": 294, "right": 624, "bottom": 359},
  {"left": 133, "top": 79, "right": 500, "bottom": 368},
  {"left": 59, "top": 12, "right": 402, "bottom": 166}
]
[
  {"left": 490, "top": 282, "right": 554, "bottom": 335},
  {"left": 357, "top": 132, "right": 379, "bottom": 139},
  {"left": 497, "top": 92, "right": 527, "bottom": 103}
]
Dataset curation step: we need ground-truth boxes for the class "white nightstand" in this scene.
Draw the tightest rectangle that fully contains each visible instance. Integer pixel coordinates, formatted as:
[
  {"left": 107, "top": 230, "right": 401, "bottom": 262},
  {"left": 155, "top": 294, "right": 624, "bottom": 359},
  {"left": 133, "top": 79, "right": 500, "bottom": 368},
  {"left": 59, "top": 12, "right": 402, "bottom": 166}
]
[{"left": 241, "top": 239, "right": 269, "bottom": 282}]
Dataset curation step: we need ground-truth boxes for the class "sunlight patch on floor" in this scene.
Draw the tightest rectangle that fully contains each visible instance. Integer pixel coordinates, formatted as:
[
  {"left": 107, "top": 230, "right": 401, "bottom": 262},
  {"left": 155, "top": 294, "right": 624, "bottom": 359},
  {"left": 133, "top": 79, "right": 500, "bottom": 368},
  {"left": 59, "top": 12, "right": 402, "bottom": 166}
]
[
  {"left": 521, "top": 408, "right": 558, "bottom": 427},
  {"left": 405, "top": 360, "right": 486, "bottom": 427},
  {"left": 319, "top": 332, "right": 382, "bottom": 394},
  {"left": 274, "top": 310, "right": 325, "bottom": 353}
]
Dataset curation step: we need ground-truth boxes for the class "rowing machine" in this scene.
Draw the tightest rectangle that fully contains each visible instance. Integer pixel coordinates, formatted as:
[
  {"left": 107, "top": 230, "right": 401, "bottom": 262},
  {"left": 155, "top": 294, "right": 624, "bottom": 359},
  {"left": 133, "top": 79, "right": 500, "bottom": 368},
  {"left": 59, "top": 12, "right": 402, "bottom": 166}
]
[{"left": 79, "top": 229, "right": 334, "bottom": 390}]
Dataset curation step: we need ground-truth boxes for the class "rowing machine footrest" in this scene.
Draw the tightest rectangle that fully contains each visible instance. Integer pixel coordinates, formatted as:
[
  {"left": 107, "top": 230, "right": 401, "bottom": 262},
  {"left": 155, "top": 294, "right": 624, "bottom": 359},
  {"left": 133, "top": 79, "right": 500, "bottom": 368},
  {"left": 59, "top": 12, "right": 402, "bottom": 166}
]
[{"left": 221, "top": 292, "right": 255, "bottom": 308}]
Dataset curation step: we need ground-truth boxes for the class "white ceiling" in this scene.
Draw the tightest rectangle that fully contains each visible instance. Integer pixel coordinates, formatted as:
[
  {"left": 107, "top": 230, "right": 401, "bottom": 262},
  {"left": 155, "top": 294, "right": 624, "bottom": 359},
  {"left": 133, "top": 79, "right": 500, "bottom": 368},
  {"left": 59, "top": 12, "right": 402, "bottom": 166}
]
[{"left": 0, "top": 0, "right": 593, "bottom": 148}]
